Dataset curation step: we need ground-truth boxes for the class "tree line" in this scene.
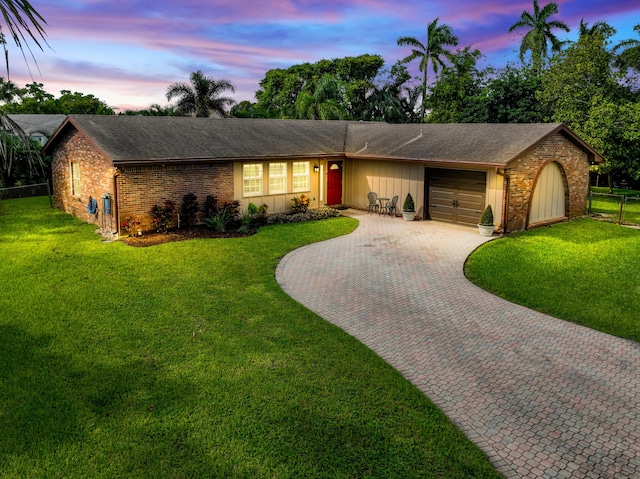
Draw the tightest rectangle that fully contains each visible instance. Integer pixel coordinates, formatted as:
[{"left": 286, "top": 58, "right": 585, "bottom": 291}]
[{"left": 1, "top": 0, "right": 640, "bottom": 188}]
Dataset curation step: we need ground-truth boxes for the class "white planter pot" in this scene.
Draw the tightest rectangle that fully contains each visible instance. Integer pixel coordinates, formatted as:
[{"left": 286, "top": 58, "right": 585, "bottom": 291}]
[
  {"left": 402, "top": 211, "right": 415, "bottom": 221},
  {"left": 478, "top": 224, "right": 494, "bottom": 236}
]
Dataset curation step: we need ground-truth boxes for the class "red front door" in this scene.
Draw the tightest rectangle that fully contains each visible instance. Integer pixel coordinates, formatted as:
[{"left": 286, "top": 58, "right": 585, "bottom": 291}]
[{"left": 326, "top": 161, "right": 343, "bottom": 206}]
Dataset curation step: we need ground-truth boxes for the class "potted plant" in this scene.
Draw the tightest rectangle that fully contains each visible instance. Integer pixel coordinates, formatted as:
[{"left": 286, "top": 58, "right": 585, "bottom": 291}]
[
  {"left": 402, "top": 193, "right": 415, "bottom": 221},
  {"left": 478, "top": 205, "right": 494, "bottom": 236}
]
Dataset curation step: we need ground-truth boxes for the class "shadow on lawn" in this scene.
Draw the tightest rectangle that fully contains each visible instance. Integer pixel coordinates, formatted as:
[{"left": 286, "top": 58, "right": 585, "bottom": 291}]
[{"left": 0, "top": 324, "right": 231, "bottom": 476}]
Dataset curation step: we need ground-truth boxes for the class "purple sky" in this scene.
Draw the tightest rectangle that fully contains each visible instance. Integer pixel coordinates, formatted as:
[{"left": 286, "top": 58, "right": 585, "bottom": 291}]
[{"left": 6, "top": 0, "right": 640, "bottom": 112}]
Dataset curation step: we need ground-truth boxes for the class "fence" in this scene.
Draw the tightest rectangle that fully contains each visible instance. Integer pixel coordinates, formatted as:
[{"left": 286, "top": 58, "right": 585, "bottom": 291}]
[
  {"left": 588, "top": 191, "right": 640, "bottom": 226},
  {"left": 0, "top": 181, "right": 53, "bottom": 215}
]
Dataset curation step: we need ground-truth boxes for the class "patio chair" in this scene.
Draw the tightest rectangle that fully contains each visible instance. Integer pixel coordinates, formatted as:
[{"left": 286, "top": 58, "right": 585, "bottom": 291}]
[
  {"left": 383, "top": 195, "right": 399, "bottom": 216},
  {"left": 367, "top": 192, "right": 379, "bottom": 214}
]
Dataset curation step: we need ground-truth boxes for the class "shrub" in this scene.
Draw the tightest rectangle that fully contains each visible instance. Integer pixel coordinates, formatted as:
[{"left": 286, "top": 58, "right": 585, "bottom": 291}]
[
  {"left": 120, "top": 216, "right": 140, "bottom": 235},
  {"left": 403, "top": 193, "right": 415, "bottom": 212},
  {"left": 266, "top": 207, "right": 340, "bottom": 225},
  {"left": 479, "top": 205, "right": 494, "bottom": 226},
  {"left": 203, "top": 195, "right": 218, "bottom": 219},
  {"left": 291, "top": 194, "right": 311, "bottom": 213},
  {"left": 151, "top": 199, "right": 176, "bottom": 232},
  {"left": 204, "top": 208, "right": 235, "bottom": 232},
  {"left": 180, "top": 193, "right": 199, "bottom": 227}
]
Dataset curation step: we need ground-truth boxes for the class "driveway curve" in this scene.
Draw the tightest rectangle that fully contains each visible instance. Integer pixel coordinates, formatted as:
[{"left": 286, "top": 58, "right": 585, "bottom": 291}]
[{"left": 276, "top": 209, "right": 640, "bottom": 479}]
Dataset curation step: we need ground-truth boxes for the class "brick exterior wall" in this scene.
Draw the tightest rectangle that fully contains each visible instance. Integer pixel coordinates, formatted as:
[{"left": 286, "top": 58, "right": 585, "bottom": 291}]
[
  {"left": 116, "top": 163, "right": 234, "bottom": 231},
  {"left": 506, "top": 132, "right": 590, "bottom": 232},
  {"left": 52, "top": 126, "right": 235, "bottom": 234},
  {"left": 51, "top": 128, "right": 116, "bottom": 228}
]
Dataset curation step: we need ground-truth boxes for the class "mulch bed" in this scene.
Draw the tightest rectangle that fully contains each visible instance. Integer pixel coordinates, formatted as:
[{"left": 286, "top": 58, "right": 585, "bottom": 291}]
[{"left": 120, "top": 225, "right": 258, "bottom": 247}]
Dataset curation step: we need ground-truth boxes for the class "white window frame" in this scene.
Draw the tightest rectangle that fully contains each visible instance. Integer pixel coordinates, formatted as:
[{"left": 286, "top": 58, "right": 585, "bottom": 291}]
[
  {"left": 243, "top": 163, "right": 263, "bottom": 197},
  {"left": 268, "top": 162, "right": 287, "bottom": 195},
  {"left": 292, "top": 161, "right": 310, "bottom": 193},
  {"left": 71, "top": 162, "right": 81, "bottom": 196}
]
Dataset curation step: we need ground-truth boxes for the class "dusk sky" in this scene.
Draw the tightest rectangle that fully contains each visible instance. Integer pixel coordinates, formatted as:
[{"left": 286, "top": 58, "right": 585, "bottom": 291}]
[{"left": 7, "top": 0, "right": 640, "bottom": 112}]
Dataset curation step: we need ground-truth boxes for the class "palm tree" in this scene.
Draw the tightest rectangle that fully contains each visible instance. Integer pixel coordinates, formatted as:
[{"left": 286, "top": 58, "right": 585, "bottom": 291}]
[
  {"left": 613, "top": 23, "right": 640, "bottom": 72},
  {"left": 0, "top": 0, "right": 48, "bottom": 78},
  {"left": 397, "top": 18, "right": 459, "bottom": 119},
  {"left": 578, "top": 19, "right": 616, "bottom": 39},
  {"left": 508, "top": 0, "right": 570, "bottom": 72},
  {"left": 295, "top": 75, "right": 347, "bottom": 120},
  {"left": 166, "top": 71, "right": 236, "bottom": 117}
]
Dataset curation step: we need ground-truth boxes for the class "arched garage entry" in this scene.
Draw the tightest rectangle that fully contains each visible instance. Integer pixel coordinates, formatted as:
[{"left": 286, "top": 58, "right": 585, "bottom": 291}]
[{"left": 529, "top": 161, "right": 567, "bottom": 226}]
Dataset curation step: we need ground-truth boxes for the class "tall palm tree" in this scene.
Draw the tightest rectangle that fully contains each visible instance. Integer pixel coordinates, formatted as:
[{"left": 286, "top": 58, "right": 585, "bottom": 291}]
[
  {"left": 613, "top": 23, "right": 640, "bottom": 72},
  {"left": 166, "top": 71, "right": 236, "bottom": 117},
  {"left": 397, "top": 18, "right": 459, "bottom": 119},
  {"left": 508, "top": 0, "right": 570, "bottom": 72},
  {"left": 578, "top": 19, "right": 616, "bottom": 39}
]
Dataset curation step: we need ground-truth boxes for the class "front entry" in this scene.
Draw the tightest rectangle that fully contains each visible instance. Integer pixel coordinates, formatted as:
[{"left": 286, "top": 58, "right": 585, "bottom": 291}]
[
  {"left": 326, "top": 161, "right": 343, "bottom": 206},
  {"left": 427, "top": 169, "right": 486, "bottom": 226}
]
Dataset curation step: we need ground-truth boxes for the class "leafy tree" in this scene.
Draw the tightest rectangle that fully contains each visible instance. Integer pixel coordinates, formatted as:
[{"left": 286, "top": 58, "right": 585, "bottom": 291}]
[
  {"left": 397, "top": 18, "right": 459, "bottom": 119},
  {"left": 230, "top": 100, "right": 268, "bottom": 118},
  {"left": 363, "top": 63, "right": 418, "bottom": 123},
  {"left": 166, "top": 70, "right": 236, "bottom": 117},
  {"left": 122, "top": 103, "right": 180, "bottom": 116},
  {"left": 538, "top": 32, "right": 638, "bottom": 188},
  {"left": 614, "top": 23, "right": 640, "bottom": 73},
  {"left": 1, "top": 82, "right": 114, "bottom": 114},
  {"left": 425, "top": 47, "right": 484, "bottom": 123},
  {"left": 469, "top": 65, "right": 546, "bottom": 123},
  {"left": 0, "top": 76, "right": 18, "bottom": 103},
  {"left": 255, "top": 54, "right": 384, "bottom": 120},
  {"left": 508, "top": 0, "right": 570, "bottom": 72},
  {"left": 295, "top": 74, "right": 347, "bottom": 120}
]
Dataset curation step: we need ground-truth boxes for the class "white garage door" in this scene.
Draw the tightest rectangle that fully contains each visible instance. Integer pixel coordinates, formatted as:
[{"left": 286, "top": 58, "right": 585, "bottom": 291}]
[{"left": 530, "top": 162, "right": 566, "bottom": 224}]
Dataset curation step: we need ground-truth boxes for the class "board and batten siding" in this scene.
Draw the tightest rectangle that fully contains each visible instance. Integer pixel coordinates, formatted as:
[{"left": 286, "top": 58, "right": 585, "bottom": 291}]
[
  {"left": 344, "top": 158, "right": 424, "bottom": 216},
  {"left": 529, "top": 161, "right": 566, "bottom": 225},
  {"left": 485, "top": 168, "right": 504, "bottom": 227}
]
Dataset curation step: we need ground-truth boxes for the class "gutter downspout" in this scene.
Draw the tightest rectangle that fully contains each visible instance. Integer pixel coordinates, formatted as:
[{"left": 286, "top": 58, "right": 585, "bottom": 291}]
[
  {"left": 496, "top": 167, "right": 509, "bottom": 234},
  {"left": 113, "top": 168, "right": 120, "bottom": 237}
]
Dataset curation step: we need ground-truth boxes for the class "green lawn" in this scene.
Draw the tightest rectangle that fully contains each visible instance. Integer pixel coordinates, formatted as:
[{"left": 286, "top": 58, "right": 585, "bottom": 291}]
[
  {"left": 465, "top": 218, "right": 640, "bottom": 342},
  {"left": 0, "top": 197, "right": 501, "bottom": 479},
  {"left": 589, "top": 186, "right": 640, "bottom": 225}
]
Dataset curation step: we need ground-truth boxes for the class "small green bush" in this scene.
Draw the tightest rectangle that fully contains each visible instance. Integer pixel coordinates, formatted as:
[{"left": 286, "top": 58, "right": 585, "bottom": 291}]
[
  {"left": 403, "top": 193, "right": 415, "bottom": 212},
  {"left": 266, "top": 207, "right": 340, "bottom": 225},
  {"left": 479, "top": 205, "right": 494, "bottom": 226}
]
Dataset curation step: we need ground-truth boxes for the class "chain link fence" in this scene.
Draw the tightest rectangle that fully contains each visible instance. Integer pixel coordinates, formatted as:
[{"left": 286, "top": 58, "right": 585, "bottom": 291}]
[
  {"left": 588, "top": 191, "right": 640, "bottom": 226},
  {"left": 0, "top": 181, "right": 53, "bottom": 215}
]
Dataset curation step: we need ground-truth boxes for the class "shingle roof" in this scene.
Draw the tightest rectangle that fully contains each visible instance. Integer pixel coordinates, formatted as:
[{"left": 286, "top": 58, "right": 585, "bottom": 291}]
[
  {"left": 344, "top": 122, "right": 588, "bottom": 166},
  {"left": 43, "top": 115, "right": 601, "bottom": 166},
  {"left": 9, "top": 114, "right": 66, "bottom": 136},
  {"left": 47, "top": 116, "right": 348, "bottom": 164}
]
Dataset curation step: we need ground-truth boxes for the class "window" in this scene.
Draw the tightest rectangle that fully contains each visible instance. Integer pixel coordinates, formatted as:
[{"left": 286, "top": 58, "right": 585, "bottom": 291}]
[
  {"left": 243, "top": 163, "right": 263, "bottom": 197},
  {"left": 292, "top": 161, "right": 310, "bottom": 192},
  {"left": 269, "top": 162, "right": 287, "bottom": 194},
  {"left": 71, "top": 162, "right": 81, "bottom": 196}
]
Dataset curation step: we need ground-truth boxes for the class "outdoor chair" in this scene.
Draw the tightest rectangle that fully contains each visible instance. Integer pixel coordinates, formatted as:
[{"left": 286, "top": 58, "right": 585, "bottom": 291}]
[
  {"left": 383, "top": 195, "right": 399, "bottom": 216},
  {"left": 367, "top": 192, "right": 379, "bottom": 214}
]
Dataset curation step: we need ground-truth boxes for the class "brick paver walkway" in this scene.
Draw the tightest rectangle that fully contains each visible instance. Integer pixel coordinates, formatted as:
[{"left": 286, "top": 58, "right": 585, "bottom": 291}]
[{"left": 276, "top": 209, "right": 640, "bottom": 479}]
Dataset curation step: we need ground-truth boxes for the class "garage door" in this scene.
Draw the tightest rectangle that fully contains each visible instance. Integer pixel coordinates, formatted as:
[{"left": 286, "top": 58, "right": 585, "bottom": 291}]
[{"left": 427, "top": 169, "right": 486, "bottom": 225}]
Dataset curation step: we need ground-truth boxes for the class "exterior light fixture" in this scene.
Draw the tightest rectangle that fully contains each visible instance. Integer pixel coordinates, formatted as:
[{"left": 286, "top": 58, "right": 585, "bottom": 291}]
[{"left": 314, "top": 164, "right": 320, "bottom": 172}]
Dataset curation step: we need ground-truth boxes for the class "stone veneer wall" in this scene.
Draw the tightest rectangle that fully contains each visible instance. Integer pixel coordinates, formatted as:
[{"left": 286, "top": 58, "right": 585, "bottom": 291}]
[
  {"left": 116, "top": 162, "right": 234, "bottom": 232},
  {"left": 506, "top": 132, "right": 590, "bottom": 232},
  {"left": 51, "top": 128, "right": 116, "bottom": 226}
]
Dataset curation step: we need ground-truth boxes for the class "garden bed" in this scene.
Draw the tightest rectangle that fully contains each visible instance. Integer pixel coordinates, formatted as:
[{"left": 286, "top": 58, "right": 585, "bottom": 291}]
[{"left": 120, "top": 225, "right": 259, "bottom": 247}]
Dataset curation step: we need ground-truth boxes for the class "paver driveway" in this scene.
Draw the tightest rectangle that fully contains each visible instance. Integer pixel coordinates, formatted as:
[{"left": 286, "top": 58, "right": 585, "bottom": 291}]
[{"left": 276, "top": 209, "right": 640, "bottom": 479}]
